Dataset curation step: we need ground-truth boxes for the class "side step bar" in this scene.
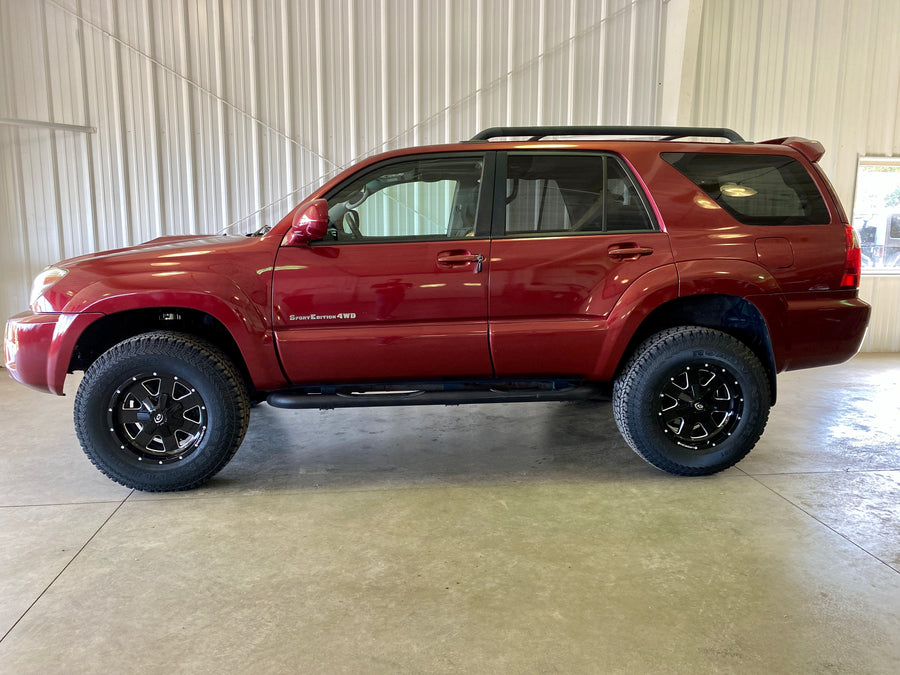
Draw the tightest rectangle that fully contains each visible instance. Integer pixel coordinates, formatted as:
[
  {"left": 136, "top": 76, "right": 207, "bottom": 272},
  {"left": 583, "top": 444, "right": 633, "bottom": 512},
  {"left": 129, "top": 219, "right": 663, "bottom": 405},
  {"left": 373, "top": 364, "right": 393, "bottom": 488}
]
[{"left": 267, "top": 383, "right": 603, "bottom": 410}]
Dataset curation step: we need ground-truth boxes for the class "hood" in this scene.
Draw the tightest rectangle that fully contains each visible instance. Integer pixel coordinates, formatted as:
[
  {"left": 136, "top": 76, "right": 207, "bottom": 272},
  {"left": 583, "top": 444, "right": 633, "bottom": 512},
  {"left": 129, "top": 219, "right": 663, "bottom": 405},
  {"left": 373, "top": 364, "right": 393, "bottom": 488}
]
[
  {"left": 58, "top": 234, "right": 238, "bottom": 268},
  {"left": 33, "top": 232, "right": 279, "bottom": 314}
]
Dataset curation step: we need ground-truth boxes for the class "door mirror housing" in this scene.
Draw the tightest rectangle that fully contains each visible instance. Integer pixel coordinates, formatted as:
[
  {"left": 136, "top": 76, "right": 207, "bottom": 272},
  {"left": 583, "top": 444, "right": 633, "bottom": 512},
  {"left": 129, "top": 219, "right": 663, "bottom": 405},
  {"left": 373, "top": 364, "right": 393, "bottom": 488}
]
[{"left": 283, "top": 199, "right": 329, "bottom": 246}]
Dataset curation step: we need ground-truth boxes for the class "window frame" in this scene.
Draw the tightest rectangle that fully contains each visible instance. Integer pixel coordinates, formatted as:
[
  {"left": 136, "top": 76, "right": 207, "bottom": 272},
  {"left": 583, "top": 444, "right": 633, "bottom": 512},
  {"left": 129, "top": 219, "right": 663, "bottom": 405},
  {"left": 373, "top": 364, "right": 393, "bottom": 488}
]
[
  {"left": 851, "top": 155, "right": 900, "bottom": 273},
  {"left": 491, "top": 151, "right": 659, "bottom": 239},
  {"left": 316, "top": 151, "right": 494, "bottom": 245}
]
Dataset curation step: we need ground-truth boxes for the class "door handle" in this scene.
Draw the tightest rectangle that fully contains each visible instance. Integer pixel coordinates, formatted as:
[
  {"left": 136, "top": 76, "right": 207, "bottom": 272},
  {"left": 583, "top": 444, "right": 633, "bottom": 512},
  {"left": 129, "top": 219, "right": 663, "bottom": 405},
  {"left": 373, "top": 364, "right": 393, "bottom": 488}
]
[
  {"left": 608, "top": 246, "right": 653, "bottom": 260},
  {"left": 437, "top": 252, "right": 485, "bottom": 273}
]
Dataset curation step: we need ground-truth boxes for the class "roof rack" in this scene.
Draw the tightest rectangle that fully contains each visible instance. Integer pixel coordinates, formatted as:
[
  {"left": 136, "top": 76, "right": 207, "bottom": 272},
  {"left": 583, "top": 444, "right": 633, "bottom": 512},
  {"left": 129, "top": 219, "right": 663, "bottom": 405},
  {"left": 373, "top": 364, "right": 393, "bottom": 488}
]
[{"left": 469, "top": 126, "right": 746, "bottom": 143}]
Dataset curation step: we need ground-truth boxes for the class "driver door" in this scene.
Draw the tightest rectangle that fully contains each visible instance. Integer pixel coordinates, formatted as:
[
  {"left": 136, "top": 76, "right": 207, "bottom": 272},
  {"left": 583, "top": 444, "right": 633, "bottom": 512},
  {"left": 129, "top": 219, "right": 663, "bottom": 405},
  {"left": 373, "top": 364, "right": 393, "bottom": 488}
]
[{"left": 272, "top": 153, "right": 494, "bottom": 384}]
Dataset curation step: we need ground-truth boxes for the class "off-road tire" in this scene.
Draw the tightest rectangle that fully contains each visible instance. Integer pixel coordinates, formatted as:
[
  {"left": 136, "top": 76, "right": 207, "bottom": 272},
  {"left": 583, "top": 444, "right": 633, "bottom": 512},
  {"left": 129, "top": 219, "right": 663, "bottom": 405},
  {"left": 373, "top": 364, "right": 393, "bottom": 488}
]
[
  {"left": 613, "top": 326, "right": 770, "bottom": 475},
  {"left": 74, "top": 332, "right": 250, "bottom": 491}
]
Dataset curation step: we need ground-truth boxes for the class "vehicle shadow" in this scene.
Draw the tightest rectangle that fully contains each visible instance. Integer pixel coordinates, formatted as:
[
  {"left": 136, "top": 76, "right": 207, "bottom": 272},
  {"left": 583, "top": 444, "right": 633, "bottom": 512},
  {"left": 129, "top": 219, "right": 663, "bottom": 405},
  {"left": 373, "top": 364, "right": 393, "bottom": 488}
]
[{"left": 198, "top": 398, "right": 665, "bottom": 495}]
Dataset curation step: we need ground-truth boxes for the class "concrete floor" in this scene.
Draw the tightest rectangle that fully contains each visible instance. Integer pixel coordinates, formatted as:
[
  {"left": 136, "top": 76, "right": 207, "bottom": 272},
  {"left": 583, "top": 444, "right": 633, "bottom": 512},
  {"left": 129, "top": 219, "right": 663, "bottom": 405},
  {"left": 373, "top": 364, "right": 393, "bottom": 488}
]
[{"left": 0, "top": 354, "right": 898, "bottom": 674}]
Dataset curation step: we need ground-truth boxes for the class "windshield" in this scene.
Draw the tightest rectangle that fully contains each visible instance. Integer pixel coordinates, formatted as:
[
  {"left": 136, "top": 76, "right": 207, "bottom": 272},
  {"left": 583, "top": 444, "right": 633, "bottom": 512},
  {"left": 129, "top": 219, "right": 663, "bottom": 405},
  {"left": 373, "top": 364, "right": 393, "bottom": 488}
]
[{"left": 217, "top": 169, "right": 343, "bottom": 237}]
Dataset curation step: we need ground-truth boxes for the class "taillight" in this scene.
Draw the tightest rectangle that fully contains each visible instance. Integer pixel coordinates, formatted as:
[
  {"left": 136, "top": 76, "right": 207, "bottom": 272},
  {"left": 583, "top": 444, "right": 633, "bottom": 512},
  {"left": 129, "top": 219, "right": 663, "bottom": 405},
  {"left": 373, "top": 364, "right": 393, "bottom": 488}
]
[{"left": 841, "top": 225, "right": 862, "bottom": 289}]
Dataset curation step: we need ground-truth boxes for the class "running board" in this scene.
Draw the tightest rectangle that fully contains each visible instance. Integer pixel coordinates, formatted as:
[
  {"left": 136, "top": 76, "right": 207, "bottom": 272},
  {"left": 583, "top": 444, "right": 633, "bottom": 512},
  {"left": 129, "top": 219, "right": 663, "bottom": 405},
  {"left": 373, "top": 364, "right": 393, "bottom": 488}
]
[{"left": 266, "top": 383, "right": 602, "bottom": 410}]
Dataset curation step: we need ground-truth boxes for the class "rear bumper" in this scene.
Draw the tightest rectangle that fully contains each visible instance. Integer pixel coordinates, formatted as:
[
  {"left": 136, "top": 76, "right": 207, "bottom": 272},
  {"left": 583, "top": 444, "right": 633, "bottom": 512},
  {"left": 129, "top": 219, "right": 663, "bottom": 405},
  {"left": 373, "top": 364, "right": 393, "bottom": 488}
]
[
  {"left": 752, "top": 293, "right": 871, "bottom": 372},
  {"left": 5, "top": 311, "right": 103, "bottom": 395}
]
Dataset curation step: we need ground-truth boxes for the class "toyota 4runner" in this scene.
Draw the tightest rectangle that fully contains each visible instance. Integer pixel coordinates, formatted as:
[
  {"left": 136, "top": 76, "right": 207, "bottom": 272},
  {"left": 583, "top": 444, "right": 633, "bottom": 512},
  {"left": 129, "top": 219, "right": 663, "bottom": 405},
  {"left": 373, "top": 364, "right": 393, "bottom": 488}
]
[{"left": 4, "top": 126, "right": 871, "bottom": 491}]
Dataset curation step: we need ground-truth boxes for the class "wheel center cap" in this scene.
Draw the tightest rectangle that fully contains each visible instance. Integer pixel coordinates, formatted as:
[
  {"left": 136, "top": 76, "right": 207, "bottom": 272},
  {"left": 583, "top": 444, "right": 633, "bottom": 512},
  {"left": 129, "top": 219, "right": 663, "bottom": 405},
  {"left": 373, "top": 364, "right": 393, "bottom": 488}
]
[
  {"left": 153, "top": 412, "right": 166, "bottom": 424},
  {"left": 694, "top": 402, "right": 705, "bottom": 411}
]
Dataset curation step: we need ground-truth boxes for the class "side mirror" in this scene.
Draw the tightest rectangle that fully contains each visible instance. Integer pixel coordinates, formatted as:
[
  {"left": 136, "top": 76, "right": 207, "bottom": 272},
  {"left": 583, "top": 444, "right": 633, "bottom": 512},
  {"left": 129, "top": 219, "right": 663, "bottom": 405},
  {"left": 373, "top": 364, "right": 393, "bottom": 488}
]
[{"left": 283, "top": 199, "right": 329, "bottom": 246}]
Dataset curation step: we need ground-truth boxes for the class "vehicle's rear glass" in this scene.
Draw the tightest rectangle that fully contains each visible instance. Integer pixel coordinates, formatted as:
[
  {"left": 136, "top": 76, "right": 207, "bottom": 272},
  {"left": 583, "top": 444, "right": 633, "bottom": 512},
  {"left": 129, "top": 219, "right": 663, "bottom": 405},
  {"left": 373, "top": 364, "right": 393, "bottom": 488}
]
[{"left": 662, "top": 152, "right": 830, "bottom": 225}]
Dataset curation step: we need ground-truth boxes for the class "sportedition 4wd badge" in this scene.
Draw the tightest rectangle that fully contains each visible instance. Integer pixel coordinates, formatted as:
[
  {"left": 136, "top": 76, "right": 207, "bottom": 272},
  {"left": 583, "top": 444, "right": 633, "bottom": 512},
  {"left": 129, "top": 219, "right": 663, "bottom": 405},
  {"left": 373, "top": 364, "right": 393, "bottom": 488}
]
[{"left": 289, "top": 313, "right": 357, "bottom": 321}]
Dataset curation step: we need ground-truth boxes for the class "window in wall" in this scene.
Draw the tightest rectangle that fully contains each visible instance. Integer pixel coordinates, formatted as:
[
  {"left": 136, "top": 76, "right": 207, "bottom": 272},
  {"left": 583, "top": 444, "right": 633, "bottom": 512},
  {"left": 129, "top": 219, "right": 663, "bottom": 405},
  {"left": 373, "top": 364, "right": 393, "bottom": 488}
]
[{"left": 852, "top": 157, "right": 900, "bottom": 270}]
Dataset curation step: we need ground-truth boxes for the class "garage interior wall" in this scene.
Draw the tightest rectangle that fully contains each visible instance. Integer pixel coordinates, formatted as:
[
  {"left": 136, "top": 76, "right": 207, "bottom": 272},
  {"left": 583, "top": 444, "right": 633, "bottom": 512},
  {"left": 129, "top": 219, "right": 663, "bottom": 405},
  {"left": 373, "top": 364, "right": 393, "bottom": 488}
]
[
  {"left": 0, "top": 0, "right": 897, "bottom": 351},
  {"left": 0, "top": 0, "right": 663, "bottom": 328},
  {"left": 683, "top": 0, "right": 900, "bottom": 352}
]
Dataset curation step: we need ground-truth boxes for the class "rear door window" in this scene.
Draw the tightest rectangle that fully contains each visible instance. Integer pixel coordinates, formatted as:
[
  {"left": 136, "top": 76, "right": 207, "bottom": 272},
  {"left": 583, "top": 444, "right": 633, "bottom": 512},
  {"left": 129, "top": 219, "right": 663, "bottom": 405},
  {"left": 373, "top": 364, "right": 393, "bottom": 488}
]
[
  {"left": 501, "top": 153, "right": 656, "bottom": 235},
  {"left": 662, "top": 152, "right": 830, "bottom": 225}
]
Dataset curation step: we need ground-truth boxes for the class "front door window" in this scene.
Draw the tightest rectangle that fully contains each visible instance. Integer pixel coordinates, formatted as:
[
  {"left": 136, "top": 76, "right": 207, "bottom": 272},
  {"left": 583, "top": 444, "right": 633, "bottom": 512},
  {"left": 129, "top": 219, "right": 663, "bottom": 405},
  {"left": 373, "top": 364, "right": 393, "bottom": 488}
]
[{"left": 324, "top": 156, "right": 486, "bottom": 241}]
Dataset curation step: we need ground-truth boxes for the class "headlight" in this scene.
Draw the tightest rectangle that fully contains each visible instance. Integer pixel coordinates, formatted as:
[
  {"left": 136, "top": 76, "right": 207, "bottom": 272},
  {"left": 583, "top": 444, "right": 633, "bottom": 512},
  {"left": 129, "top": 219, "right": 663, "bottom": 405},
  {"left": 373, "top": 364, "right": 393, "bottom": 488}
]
[{"left": 30, "top": 267, "right": 68, "bottom": 308}]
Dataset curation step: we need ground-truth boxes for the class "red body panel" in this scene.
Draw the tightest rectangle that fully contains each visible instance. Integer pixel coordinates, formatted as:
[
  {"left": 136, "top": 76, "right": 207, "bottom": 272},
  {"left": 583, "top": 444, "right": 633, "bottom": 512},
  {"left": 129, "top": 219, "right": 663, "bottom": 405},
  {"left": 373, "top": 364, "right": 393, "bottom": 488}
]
[
  {"left": 271, "top": 240, "right": 493, "bottom": 382},
  {"left": 5, "top": 312, "right": 102, "bottom": 395},
  {"left": 487, "top": 233, "right": 674, "bottom": 376},
  {"left": 7, "top": 234, "right": 289, "bottom": 394},
  {"left": 748, "top": 292, "right": 870, "bottom": 372},
  {"left": 629, "top": 145, "right": 866, "bottom": 371},
  {"left": 588, "top": 264, "right": 681, "bottom": 381}
]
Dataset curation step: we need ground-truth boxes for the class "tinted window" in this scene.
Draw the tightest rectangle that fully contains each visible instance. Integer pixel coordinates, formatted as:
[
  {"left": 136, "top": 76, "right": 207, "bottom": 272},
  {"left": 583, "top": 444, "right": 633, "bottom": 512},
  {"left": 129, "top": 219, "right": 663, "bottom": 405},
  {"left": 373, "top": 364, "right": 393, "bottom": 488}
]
[
  {"left": 325, "top": 157, "right": 484, "bottom": 241},
  {"left": 662, "top": 152, "right": 829, "bottom": 225},
  {"left": 503, "top": 154, "right": 654, "bottom": 235}
]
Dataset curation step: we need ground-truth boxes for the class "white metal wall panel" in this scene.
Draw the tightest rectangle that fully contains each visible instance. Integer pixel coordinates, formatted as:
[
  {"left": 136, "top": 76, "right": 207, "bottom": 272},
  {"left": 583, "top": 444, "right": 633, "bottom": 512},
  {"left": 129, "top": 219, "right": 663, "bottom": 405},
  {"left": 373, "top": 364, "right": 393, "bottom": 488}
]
[
  {"left": 859, "top": 276, "right": 900, "bottom": 352},
  {"left": 688, "top": 0, "right": 900, "bottom": 352},
  {"left": 1, "top": 0, "right": 665, "bottom": 329},
  {"left": 0, "top": 128, "right": 30, "bottom": 304},
  {"left": 689, "top": 0, "right": 900, "bottom": 210}
]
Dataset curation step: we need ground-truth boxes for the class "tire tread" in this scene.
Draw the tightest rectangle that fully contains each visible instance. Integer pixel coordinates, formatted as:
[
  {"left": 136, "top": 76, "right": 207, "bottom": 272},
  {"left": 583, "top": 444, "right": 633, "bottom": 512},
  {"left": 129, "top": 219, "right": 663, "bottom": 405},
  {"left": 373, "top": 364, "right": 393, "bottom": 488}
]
[
  {"left": 613, "top": 326, "right": 770, "bottom": 476},
  {"left": 74, "top": 331, "right": 250, "bottom": 491}
]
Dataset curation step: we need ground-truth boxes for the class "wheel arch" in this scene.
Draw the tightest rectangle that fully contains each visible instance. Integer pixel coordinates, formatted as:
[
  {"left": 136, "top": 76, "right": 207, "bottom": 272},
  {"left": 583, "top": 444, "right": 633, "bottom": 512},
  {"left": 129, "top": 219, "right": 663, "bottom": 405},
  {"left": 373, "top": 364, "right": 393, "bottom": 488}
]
[
  {"left": 69, "top": 308, "right": 268, "bottom": 398},
  {"left": 616, "top": 294, "right": 778, "bottom": 404}
]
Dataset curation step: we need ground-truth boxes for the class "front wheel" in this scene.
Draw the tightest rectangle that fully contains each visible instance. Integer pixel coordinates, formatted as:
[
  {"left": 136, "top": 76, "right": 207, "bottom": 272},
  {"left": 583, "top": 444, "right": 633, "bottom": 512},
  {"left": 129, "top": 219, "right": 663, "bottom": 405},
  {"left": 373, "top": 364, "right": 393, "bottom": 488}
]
[
  {"left": 613, "top": 327, "right": 770, "bottom": 475},
  {"left": 74, "top": 332, "right": 250, "bottom": 491}
]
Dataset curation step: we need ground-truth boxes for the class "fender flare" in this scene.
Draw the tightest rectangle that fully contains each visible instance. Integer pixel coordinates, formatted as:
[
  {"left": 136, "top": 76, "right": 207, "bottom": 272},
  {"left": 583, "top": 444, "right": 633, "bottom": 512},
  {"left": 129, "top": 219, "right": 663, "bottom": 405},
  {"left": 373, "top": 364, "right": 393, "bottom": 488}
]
[
  {"left": 590, "top": 259, "right": 783, "bottom": 383},
  {"left": 589, "top": 264, "right": 679, "bottom": 381},
  {"left": 676, "top": 259, "right": 782, "bottom": 297},
  {"left": 61, "top": 272, "right": 286, "bottom": 391}
]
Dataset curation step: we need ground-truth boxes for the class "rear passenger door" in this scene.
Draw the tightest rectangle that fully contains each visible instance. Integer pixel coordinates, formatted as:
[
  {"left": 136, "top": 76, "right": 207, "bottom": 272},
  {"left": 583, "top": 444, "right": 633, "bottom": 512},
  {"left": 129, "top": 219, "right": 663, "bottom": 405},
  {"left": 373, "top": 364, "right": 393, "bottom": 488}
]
[{"left": 488, "top": 152, "right": 674, "bottom": 377}]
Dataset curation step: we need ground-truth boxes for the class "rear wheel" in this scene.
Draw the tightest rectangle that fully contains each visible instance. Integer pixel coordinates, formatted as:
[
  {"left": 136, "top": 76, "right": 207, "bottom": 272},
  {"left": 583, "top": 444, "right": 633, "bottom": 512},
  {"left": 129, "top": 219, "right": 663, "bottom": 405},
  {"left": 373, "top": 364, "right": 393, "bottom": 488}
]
[
  {"left": 74, "top": 332, "right": 250, "bottom": 491},
  {"left": 613, "top": 327, "right": 770, "bottom": 475}
]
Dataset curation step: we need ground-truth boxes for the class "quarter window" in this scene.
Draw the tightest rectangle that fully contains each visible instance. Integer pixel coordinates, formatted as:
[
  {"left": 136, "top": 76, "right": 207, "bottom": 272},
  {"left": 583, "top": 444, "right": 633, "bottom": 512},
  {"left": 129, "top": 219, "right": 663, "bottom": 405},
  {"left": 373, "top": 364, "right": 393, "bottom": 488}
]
[
  {"left": 662, "top": 152, "right": 830, "bottom": 225},
  {"left": 502, "top": 154, "right": 654, "bottom": 235}
]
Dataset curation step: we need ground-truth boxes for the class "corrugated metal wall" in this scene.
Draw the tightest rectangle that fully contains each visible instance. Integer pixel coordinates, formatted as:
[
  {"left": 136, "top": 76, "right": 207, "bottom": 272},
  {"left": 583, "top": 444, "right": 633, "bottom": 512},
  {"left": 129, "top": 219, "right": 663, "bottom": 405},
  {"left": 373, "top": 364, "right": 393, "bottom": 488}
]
[
  {"left": 687, "top": 0, "right": 900, "bottom": 351},
  {"left": 0, "top": 0, "right": 663, "bottom": 326},
  {"left": 689, "top": 0, "right": 900, "bottom": 215},
  {"left": 859, "top": 275, "right": 900, "bottom": 351},
  {"left": 2, "top": 0, "right": 897, "bottom": 352}
]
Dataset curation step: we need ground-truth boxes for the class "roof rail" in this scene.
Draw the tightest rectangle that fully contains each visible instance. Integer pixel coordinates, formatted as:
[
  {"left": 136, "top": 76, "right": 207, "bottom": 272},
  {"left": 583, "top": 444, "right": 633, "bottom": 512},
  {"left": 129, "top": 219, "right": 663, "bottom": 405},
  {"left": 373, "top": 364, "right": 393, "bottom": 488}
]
[{"left": 469, "top": 126, "right": 746, "bottom": 143}]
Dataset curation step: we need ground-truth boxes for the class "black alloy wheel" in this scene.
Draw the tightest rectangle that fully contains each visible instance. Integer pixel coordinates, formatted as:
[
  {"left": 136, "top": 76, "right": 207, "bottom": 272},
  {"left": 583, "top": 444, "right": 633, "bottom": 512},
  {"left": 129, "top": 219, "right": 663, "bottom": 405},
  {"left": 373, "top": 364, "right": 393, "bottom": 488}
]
[
  {"left": 107, "top": 372, "right": 208, "bottom": 464},
  {"left": 653, "top": 362, "right": 744, "bottom": 450}
]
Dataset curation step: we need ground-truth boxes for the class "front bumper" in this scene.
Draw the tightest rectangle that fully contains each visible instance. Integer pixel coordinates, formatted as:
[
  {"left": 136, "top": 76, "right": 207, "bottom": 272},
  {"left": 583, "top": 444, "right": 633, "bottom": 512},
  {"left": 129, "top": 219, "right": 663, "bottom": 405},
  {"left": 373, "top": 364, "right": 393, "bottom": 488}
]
[{"left": 5, "top": 311, "right": 103, "bottom": 395}]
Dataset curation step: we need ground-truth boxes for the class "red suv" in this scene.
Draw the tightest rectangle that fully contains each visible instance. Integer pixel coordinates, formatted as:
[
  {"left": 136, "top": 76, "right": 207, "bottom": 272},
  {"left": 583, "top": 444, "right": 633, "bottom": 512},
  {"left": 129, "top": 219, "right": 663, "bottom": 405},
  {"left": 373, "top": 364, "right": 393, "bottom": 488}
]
[{"left": 5, "top": 126, "right": 870, "bottom": 491}]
